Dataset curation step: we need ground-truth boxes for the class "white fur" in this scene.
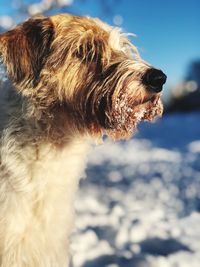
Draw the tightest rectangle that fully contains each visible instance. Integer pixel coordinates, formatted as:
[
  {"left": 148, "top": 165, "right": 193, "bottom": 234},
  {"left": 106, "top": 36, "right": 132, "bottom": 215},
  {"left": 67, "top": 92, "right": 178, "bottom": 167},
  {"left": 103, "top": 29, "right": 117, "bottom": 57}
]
[{"left": 0, "top": 82, "right": 90, "bottom": 267}]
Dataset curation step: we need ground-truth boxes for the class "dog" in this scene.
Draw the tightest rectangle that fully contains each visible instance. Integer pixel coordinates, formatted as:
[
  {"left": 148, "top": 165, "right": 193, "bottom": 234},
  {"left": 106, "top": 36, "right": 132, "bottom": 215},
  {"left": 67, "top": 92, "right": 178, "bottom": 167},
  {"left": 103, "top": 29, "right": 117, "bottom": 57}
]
[{"left": 0, "top": 13, "right": 166, "bottom": 267}]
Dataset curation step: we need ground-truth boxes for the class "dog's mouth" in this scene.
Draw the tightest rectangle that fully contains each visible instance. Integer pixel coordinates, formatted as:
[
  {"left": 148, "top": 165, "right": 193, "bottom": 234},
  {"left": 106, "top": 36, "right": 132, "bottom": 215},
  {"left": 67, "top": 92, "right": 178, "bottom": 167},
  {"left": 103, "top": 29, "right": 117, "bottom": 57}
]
[
  {"left": 137, "top": 94, "right": 159, "bottom": 106},
  {"left": 139, "top": 94, "right": 163, "bottom": 121},
  {"left": 106, "top": 92, "right": 163, "bottom": 140}
]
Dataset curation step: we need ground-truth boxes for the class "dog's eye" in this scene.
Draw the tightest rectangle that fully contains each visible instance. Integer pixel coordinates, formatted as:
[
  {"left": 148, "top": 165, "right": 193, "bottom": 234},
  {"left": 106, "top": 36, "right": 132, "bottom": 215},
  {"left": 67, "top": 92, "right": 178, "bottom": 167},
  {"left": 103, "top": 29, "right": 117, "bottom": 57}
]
[{"left": 126, "top": 72, "right": 135, "bottom": 78}]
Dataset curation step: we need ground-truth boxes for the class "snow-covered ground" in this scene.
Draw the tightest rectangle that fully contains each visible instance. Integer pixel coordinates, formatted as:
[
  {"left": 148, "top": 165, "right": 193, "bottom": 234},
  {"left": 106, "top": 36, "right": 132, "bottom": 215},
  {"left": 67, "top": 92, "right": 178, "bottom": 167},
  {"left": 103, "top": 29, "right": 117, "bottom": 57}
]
[{"left": 72, "top": 113, "right": 200, "bottom": 267}]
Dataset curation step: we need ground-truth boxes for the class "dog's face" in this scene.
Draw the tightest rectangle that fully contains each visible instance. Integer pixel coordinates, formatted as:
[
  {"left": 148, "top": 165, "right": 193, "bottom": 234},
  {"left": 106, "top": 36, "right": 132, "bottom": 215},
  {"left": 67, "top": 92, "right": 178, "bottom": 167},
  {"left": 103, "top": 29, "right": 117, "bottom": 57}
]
[{"left": 0, "top": 14, "right": 166, "bottom": 140}]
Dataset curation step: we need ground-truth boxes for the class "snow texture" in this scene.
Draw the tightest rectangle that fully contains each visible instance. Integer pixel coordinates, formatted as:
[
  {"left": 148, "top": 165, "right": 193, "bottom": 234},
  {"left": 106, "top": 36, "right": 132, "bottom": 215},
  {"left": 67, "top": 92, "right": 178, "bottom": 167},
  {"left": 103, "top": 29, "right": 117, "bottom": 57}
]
[{"left": 72, "top": 112, "right": 200, "bottom": 267}]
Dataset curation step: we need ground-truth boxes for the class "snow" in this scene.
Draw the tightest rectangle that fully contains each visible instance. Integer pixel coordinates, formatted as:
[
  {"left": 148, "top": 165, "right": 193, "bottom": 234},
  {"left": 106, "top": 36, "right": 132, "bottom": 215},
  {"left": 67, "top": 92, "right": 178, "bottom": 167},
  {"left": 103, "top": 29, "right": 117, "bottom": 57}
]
[{"left": 72, "top": 112, "right": 200, "bottom": 267}]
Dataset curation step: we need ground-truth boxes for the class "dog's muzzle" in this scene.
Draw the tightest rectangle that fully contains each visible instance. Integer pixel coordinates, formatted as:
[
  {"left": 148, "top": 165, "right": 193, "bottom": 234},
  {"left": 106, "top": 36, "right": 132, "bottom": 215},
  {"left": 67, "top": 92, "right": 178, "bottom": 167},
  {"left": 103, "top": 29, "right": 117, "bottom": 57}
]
[{"left": 142, "top": 68, "right": 167, "bottom": 93}]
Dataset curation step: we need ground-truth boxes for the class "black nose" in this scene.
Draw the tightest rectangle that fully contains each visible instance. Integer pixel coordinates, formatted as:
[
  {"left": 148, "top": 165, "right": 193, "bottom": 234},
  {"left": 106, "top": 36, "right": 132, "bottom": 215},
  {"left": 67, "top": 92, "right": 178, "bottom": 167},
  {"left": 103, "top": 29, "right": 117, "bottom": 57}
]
[{"left": 143, "top": 68, "right": 167, "bottom": 93}]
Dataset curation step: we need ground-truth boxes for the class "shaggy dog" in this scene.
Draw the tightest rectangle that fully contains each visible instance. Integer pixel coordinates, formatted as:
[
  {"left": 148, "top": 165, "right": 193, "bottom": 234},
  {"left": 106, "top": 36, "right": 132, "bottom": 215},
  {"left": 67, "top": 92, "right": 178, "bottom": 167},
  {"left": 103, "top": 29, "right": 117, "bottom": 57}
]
[{"left": 0, "top": 14, "right": 166, "bottom": 267}]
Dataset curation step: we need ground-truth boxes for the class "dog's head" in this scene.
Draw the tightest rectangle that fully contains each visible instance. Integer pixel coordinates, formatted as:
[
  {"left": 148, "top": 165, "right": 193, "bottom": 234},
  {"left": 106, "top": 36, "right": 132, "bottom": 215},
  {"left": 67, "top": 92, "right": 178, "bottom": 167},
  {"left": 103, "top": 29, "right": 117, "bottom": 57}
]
[{"left": 0, "top": 14, "right": 166, "bottom": 140}]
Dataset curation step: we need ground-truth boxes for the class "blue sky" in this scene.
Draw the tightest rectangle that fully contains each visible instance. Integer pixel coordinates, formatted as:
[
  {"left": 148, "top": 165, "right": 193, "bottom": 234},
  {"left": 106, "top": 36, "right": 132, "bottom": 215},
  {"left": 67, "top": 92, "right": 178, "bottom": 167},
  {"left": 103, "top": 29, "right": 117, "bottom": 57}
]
[{"left": 0, "top": 0, "right": 199, "bottom": 87}]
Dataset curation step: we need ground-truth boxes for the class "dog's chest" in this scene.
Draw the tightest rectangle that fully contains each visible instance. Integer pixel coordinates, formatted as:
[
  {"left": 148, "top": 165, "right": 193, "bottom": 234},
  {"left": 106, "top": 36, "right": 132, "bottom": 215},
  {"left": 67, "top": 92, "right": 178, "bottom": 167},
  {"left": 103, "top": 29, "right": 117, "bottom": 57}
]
[
  {"left": 31, "top": 139, "right": 89, "bottom": 195},
  {"left": 27, "top": 140, "right": 89, "bottom": 227}
]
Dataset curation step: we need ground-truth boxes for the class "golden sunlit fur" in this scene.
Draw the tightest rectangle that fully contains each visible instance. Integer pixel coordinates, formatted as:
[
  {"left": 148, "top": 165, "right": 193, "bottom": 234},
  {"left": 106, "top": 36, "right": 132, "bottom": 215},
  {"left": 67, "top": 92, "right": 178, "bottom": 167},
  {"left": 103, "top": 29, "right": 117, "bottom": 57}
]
[{"left": 0, "top": 13, "right": 164, "bottom": 266}]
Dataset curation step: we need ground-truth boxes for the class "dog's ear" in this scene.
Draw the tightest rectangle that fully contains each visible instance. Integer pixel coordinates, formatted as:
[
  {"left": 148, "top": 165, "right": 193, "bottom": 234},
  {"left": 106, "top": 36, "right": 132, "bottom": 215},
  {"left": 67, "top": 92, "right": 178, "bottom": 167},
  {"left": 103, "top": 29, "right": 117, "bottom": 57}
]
[{"left": 0, "top": 17, "right": 54, "bottom": 87}]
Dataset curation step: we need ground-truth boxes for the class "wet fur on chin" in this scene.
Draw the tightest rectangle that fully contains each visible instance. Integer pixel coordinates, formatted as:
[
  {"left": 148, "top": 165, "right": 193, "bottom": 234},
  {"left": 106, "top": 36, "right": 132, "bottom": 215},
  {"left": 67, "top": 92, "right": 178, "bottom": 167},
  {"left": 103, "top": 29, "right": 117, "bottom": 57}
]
[{"left": 0, "top": 13, "right": 163, "bottom": 267}]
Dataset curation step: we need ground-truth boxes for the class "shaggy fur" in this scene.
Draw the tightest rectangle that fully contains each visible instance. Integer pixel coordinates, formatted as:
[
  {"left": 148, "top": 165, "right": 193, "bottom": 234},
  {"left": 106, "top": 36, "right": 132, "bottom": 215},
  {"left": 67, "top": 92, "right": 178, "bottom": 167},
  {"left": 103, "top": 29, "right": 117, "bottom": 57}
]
[{"left": 0, "top": 14, "right": 166, "bottom": 267}]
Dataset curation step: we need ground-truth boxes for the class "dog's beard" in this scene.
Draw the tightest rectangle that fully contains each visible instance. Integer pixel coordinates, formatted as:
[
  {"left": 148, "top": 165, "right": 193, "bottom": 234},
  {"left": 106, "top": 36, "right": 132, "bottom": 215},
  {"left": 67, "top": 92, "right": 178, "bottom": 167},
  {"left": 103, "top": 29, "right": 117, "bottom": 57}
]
[{"left": 104, "top": 82, "right": 163, "bottom": 140}]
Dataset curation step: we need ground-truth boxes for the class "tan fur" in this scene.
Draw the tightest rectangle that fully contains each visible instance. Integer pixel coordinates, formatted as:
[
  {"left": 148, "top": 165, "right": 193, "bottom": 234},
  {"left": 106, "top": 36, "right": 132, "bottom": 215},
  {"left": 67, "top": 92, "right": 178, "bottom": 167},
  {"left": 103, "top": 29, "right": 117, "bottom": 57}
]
[{"left": 0, "top": 13, "right": 164, "bottom": 266}]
